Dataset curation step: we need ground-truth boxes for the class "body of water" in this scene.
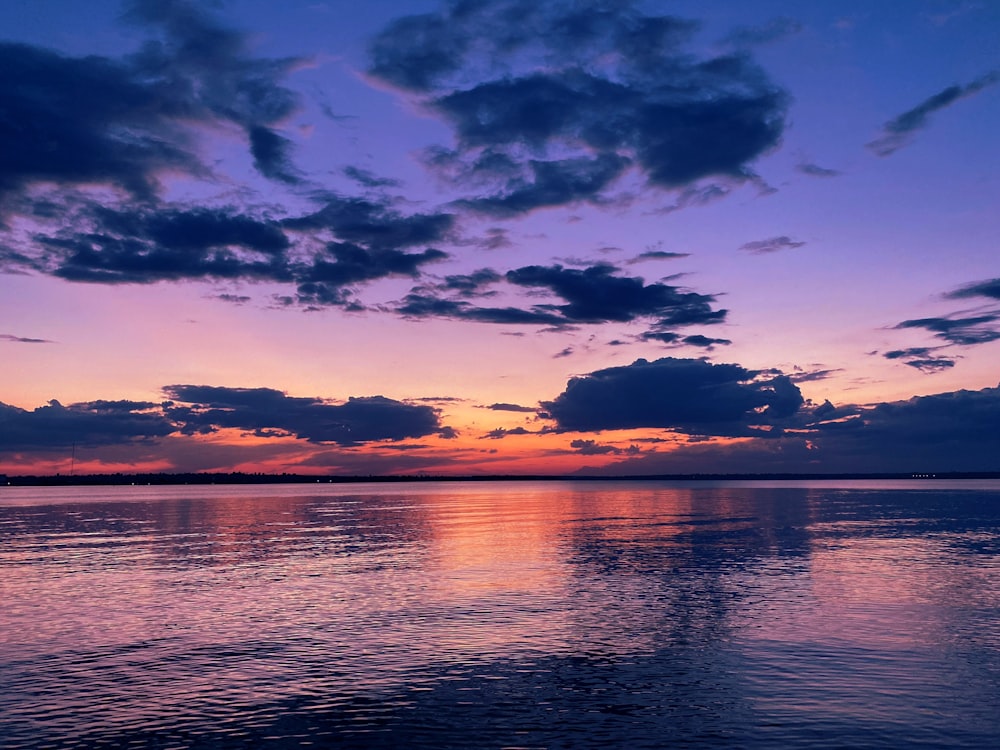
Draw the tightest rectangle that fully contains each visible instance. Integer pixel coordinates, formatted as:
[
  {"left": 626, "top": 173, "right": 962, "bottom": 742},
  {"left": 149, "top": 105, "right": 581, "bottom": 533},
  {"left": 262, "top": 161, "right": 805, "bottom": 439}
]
[{"left": 2, "top": 480, "right": 999, "bottom": 748}]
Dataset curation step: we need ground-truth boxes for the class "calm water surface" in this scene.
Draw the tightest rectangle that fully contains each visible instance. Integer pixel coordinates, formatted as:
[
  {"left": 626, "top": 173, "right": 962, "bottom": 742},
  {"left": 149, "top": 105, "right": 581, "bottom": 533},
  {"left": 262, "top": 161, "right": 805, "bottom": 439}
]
[{"left": 1, "top": 480, "right": 999, "bottom": 748}]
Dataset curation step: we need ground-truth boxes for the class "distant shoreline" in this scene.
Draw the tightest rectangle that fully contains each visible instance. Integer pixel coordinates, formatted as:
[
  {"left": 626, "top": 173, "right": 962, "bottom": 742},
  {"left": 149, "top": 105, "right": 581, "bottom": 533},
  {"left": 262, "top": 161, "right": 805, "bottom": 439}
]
[{"left": 2, "top": 471, "right": 999, "bottom": 487}]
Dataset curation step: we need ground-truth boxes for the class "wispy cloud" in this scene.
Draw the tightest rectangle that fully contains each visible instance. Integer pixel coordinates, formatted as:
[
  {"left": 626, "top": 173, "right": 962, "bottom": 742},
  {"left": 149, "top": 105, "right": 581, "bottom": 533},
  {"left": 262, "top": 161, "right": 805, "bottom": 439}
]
[
  {"left": 885, "top": 278, "right": 1000, "bottom": 372},
  {"left": 868, "top": 71, "right": 999, "bottom": 156},
  {"left": 570, "top": 439, "right": 642, "bottom": 456},
  {"left": 900, "top": 357, "right": 957, "bottom": 373},
  {"left": 341, "top": 165, "right": 401, "bottom": 189},
  {"left": 722, "top": 17, "right": 803, "bottom": 49},
  {"left": 677, "top": 335, "right": 732, "bottom": 349},
  {"left": 485, "top": 403, "right": 537, "bottom": 413},
  {"left": 894, "top": 313, "right": 1000, "bottom": 346},
  {"left": 945, "top": 277, "right": 1000, "bottom": 301},
  {"left": 788, "top": 367, "right": 843, "bottom": 383},
  {"left": 796, "top": 162, "right": 841, "bottom": 178},
  {"left": 739, "top": 236, "right": 806, "bottom": 254},
  {"left": 481, "top": 426, "right": 533, "bottom": 440},
  {"left": 1, "top": 334, "right": 53, "bottom": 344},
  {"left": 627, "top": 250, "right": 691, "bottom": 264}
]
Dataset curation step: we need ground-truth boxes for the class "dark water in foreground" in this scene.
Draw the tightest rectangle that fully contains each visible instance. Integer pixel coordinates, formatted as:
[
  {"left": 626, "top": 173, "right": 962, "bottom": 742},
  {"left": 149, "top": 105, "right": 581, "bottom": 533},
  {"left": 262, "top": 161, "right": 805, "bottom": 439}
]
[{"left": 1, "top": 480, "right": 999, "bottom": 748}]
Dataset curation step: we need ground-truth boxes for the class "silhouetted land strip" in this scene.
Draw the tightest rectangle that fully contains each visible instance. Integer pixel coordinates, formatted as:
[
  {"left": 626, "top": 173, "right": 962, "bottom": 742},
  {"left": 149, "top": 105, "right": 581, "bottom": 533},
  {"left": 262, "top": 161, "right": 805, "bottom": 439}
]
[{"left": 2, "top": 471, "right": 999, "bottom": 487}]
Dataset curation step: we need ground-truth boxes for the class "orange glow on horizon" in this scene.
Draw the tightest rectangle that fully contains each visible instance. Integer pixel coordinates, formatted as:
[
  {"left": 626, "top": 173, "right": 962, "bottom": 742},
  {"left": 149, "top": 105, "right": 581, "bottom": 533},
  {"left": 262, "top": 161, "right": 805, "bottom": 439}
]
[{"left": 0, "top": 423, "right": 762, "bottom": 477}]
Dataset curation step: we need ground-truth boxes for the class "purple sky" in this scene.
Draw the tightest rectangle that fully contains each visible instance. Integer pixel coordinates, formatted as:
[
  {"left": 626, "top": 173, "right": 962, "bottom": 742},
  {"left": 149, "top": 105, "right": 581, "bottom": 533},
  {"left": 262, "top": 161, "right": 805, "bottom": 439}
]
[{"left": 1, "top": 0, "right": 999, "bottom": 476}]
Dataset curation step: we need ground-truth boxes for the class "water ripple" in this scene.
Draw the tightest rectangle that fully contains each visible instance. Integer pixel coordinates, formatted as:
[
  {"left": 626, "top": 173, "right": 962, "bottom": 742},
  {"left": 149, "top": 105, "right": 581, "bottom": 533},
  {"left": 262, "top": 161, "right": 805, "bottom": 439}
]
[{"left": 2, "top": 481, "right": 999, "bottom": 748}]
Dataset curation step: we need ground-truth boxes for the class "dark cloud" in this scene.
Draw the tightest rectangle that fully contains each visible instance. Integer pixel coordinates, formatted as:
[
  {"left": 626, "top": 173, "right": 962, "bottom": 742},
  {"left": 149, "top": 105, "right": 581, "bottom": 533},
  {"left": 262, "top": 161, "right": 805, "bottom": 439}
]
[
  {"left": 571, "top": 438, "right": 619, "bottom": 455},
  {"left": 868, "top": 71, "right": 999, "bottom": 156},
  {"left": 627, "top": 250, "right": 691, "bottom": 264},
  {"left": 367, "top": 9, "right": 471, "bottom": 91},
  {"left": 474, "top": 227, "right": 512, "bottom": 250},
  {"left": 0, "top": 0, "right": 303, "bottom": 209},
  {"left": 788, "top": 368, "right": 842, "bottom": 383},
  {"left": 554, "top": 347, "right": 575, "bottom": 358},
  {"left": 886, "top": 280, "right": 1000, "bottom": 370},
  {"left": 124, "top": 0, "right": 303, "bottom": 178},
  {"left": 639, "top": 331, "right": 681, "bottom": 344},
  {"left": 284, "top": 196, "right": 455, "bottom": 250},
  {"left": 1, "top": 334, "right": 53, "bottom": 344},
  {"left": 722, "top": 18, "right": 803, "bottom": 48},
  {"left": 0, "top": 2, "right": 474, "bottom": 310},
  {"left": 35, "top": 206, "right": 293, "bottom": 285},
  {"left": 543, "top": 357, "right": 803, "bottom": 436},
  {"left": 485, "top": 403, "right": 537, "bottom": 413},
  {"left": 570, "top": 439, "right": 642, "bottom": 456},
  {"left": 395, "top": 293, "right": 567, "bottom": 325},
  {"left": 882, "top": 347, "right": 959, "bottom": 373},
  {"left": 639, "top": 331, "right": 732, "bottom": 348},
  {"left": 101, "top": 206, "right": 290, "bottom": 255},
  {"left": 163, "top": 385, "right": 445, "bottom": 446},
  {"left": 883, "top": 347, "right": 940, "bottom": 360},
  {"left": 437, "top": 269, "right": 503, "bottom": 297},
  {"left": 10, "top": 192, "right": 454, "bottom": 306},
  {"left": 0, "top": 399, "right": 174, "bottom": 451},
  {"left": 0, "top": 383, "right": 453, "bottom": 457},
  {"left": 589, "top": 383, "right": 1000, "bottom": 475},
  {"left": 680, "top": 335, "right": 732, "bottom": 348},
  {"left": 454, "top": 153, "right": 631, "bottom": 216},
  {"left": 739, "top": 236, "right": 805, "bottom": 254},
  {"left": 945, "top": 278, "right": 1000, "bottom": 301},
  {"left": 653, "top": 183, "right": 736, "bottom": 215},
  {"left": 248, "top": 126, "right": 300, "bottom": 184},
  {"left": 796, "top": 162, "right": 841, "bottom": 178},
  {"left": 342, "top": 166, "right": 401, "bottom": 189},
  {"left": 482, "top": 426, "right": 532, "bottom": 440},
  {"left": 894, "top": 313, "right": 1000, "bottom": 346},
  {"left": 396, "top": 261, "right": 726, "bottom": 337},
  {"left": 813, "top": 385, "right": 1000, "bottom": 461},
  {"left": 215, "top": 293, "right": 252, "bottom": 305},
  {"left": 505, "top": 263, "right": 725, "bottom": 327},
  {"left": 369, "top": 0, "right": 788, "bottom": 214},
  {"left": 0, "top": 42, "right": 196, "bottom": 204},
  {"left": 0, "top": 243, "right": 43, "bottom": 274},
  {"left": 296, "top": 243, "right": 446, "bottom": 306},
  {"left": 902, "top": 357, "right": 957, "bottom": 373}
]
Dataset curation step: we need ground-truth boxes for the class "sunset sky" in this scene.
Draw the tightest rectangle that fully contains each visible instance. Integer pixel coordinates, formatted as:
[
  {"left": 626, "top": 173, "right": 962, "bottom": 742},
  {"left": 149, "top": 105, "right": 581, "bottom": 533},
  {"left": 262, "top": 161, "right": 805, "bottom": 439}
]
[{"left": 2, "top": 0, "right": 998, "bottom": 476}]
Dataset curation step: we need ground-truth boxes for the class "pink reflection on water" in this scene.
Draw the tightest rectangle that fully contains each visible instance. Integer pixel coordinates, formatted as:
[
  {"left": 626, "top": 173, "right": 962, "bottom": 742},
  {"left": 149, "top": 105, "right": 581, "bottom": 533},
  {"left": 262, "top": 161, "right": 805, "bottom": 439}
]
[{"left": 3, "top": 481, "right": 1000, "bottom": 746}]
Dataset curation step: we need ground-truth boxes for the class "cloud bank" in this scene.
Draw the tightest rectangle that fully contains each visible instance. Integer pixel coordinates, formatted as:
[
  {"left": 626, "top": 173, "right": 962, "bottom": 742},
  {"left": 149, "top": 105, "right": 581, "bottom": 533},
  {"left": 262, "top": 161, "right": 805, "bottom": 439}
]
[
  {"left": 543, "top": 357, "right": 803, "bottom": 437},
  {"left": 0, "top": 386, "right": 449, "bottom": 453},
  {"left": 586, "top": 383, "right": 1000, "bottom": 475}
]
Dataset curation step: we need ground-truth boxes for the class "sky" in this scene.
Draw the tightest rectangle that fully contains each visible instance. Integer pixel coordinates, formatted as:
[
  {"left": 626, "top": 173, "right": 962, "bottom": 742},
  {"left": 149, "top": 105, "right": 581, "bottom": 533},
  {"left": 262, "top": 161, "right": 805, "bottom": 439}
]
[{"left": 1, "top": 0, "right": 998, "bottom": 477}]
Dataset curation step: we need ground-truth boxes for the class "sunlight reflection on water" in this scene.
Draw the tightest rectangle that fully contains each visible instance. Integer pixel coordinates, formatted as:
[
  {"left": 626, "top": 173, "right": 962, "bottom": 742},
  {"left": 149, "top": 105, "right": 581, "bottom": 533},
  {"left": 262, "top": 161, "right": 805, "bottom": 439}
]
[{"left": 1, "top": 480, "right": 999, "bottom": 748}]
